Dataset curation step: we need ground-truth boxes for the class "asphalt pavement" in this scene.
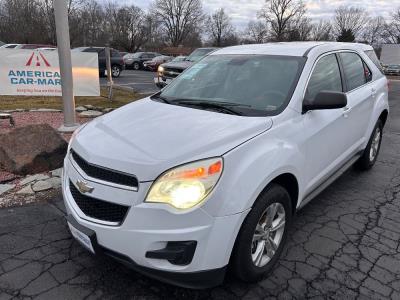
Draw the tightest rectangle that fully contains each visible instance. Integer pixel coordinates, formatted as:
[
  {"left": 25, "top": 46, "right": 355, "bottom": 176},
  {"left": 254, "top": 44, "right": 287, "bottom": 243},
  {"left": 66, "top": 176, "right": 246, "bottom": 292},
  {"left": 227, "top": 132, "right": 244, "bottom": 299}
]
[
  {"left": 100, "top": 70, "right": 160, "bottom": 95},
  {"left": 0, "top": 81, "right": 400, "bottom": 299}
]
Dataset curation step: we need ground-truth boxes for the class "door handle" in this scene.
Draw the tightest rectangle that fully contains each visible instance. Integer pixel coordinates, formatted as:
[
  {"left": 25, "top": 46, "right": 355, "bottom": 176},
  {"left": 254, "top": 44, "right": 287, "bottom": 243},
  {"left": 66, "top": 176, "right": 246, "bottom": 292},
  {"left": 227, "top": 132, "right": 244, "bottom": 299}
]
[{"left": 343, "top": 106, "right": 352, "bottom": 118}]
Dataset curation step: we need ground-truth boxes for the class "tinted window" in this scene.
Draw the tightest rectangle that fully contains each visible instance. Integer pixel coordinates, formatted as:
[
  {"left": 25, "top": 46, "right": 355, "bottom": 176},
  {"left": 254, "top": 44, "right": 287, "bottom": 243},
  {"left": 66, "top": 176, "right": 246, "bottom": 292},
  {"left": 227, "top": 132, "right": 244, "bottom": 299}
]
[
  {"left": 111, "top": 50, "right": 120, "bottom": 57},
  {"left": 365, "top": 50, "right": 383, "bottom": 74},
  {"left": 305, "top": 54, "right": 342, "bottom": 101},
  {"left": 339, "top": 52, "right": 366, "bottom": 91}
]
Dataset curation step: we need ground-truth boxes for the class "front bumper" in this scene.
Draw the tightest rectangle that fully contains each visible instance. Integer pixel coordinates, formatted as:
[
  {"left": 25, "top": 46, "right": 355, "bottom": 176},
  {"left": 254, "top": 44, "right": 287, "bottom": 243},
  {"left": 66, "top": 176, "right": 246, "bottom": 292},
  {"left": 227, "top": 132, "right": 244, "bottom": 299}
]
[{"left": 62, "top": 155, "right": 247, "bottom": 288}]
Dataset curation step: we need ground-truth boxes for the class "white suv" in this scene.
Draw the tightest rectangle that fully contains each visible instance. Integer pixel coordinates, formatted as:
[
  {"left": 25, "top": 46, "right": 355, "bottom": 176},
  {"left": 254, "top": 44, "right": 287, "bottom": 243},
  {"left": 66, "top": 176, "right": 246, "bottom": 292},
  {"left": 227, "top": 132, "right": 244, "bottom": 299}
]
[{"left": 63, "top": 42, "right": 389, "bottom": 289}]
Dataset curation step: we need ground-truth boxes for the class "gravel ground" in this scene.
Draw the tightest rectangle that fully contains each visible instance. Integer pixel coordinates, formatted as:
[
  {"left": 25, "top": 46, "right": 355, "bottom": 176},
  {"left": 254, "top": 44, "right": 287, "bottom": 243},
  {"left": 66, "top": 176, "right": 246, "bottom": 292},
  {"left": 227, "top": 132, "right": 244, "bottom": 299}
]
[{"left": 0, "top": 112, "right": 87, "bottom": 135}]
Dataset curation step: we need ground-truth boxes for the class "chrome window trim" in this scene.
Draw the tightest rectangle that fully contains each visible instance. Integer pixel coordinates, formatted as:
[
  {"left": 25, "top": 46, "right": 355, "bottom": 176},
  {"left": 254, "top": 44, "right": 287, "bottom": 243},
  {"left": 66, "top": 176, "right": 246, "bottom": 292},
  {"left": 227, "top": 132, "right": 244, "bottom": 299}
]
[{"left": 302, "top": 49, "right": 375, "bottom": 102}]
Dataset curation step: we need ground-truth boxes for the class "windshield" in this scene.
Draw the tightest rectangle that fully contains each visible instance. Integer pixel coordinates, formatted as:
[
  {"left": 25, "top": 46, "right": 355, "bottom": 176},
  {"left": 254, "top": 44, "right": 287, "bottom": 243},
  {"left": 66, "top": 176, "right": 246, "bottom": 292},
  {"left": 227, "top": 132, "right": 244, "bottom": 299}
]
[
  {"left": 159, "top": 54, "right": 305, "bottom": 116},
  {"left": 132, "top": 52, "right": 143, "bottom": 58},
  {"left": 186, "top": 49, "right": 214, "bottom": 62}
]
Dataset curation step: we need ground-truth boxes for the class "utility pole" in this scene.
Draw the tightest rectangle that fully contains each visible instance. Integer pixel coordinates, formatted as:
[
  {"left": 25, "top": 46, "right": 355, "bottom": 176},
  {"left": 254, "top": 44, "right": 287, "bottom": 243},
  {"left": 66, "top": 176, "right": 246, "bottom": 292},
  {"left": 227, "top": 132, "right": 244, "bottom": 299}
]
[{"left": 55, "top": 0, "right": 80, "bottom": 132}]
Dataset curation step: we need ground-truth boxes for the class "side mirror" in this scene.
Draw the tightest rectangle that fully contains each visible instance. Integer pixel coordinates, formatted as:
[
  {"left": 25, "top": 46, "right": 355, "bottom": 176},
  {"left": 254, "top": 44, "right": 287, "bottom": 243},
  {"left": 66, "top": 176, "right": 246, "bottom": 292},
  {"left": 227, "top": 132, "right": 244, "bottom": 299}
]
[{"left": 303, "top": 91, "right": 347, "bottom": 113}]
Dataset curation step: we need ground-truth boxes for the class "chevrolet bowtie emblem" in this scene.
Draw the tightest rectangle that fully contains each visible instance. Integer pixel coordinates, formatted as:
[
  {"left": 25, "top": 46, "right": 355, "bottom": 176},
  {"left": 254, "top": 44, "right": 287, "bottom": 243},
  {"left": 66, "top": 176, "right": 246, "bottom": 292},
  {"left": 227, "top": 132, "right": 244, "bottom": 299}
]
[{"left": 76, "top": 180, "right": 94, "bottom": 194}]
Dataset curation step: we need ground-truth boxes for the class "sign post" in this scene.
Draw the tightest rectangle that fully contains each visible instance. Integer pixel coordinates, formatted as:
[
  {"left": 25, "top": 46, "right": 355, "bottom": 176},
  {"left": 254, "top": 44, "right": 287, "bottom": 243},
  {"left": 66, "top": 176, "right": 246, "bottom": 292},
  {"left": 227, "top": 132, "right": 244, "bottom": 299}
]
[
  {"left": 54, "top": 0, "right": 80, "bottom": 132},
  {"left": 105, "top": 46, "right": 113, "bottom": 101}
]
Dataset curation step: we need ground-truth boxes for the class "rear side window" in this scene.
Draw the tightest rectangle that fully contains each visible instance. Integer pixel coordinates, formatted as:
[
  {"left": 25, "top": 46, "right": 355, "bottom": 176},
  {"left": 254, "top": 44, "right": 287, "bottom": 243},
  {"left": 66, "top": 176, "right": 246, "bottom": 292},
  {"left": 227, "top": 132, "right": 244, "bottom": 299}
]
[
  {"left": 339, "top": 52, "right": 366, "bottom": 91},
  {"left": 305, "top": 54, "right": 342, "bottom": 101},
  {"left": 111, "top": 50, "right": 120, "bottom": 57},
  {"left": 365, "top": 50, "right": 383, "bottom": 74}
]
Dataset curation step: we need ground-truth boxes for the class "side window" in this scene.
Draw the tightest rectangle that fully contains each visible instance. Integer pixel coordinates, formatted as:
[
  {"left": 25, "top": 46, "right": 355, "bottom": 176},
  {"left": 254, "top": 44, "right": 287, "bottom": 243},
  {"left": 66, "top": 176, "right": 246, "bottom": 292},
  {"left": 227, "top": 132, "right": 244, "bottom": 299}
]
[
  {"left": 339, "top": 52, "right": 366, "bottom": 91},
  {"left": 364, "top": 50, "right": 383, "bottom": 74},
  {"left": 305, "top": 54, "right": 342, "bottom": 101}
]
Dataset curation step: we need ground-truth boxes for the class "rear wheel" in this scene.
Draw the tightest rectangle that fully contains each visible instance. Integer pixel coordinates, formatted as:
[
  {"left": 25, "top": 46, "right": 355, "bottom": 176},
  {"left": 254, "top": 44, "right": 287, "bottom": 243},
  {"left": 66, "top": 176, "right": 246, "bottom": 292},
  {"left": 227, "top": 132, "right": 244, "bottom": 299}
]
[
  {"left": 355, "top": 119, "right": 383, "bottom": 171},
  {"left": 133, "top": 62, "right": 140, "bottom": 70},
  {"left": 231, "top": 184, "right": 292, "bottom": 282},
  {"left": 111, "top": 65, "right": 121, "bottom": 78}
]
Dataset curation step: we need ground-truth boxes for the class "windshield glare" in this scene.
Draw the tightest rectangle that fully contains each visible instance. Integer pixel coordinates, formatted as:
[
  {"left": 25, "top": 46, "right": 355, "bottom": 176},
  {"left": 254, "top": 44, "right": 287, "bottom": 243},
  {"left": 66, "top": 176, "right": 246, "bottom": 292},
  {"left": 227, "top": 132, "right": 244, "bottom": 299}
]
[
  {"left": 186, "top": 49, "right": 213, "bottom": 62},
  {"left": 160, "top": 54, "right": 305, "bottom": 116}
]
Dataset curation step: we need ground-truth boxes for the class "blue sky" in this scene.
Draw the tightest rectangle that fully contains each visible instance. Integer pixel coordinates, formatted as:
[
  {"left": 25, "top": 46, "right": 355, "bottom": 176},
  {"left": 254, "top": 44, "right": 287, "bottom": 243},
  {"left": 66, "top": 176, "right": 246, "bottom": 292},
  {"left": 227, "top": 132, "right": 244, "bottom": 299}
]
[{"left": 116, "top": 0, "right": 395, "bottom": 29}]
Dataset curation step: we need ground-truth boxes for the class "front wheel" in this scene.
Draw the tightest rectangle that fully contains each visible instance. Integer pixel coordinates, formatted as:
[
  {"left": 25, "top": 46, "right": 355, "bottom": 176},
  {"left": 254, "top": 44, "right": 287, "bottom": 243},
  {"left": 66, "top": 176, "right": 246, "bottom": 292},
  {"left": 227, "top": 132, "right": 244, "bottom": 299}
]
[
  {"left": 355, "top": 119, "right": 383, "bottom": 171},
  {"left": 231, "top": 184, "right": 292, "bottom": 282}
]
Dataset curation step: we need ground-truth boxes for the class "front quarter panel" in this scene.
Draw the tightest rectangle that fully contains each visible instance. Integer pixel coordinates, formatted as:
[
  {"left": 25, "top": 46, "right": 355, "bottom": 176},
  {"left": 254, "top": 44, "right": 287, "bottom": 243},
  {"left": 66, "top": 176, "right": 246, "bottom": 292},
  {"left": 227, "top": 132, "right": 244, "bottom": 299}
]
[{"left": 202, "top": 111, "right": 306, "bottom": 217}]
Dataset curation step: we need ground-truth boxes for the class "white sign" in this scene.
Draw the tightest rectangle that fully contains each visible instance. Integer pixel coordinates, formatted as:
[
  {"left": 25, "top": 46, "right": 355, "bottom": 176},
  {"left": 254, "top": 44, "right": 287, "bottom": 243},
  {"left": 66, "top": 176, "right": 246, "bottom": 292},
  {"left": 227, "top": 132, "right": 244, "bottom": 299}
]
[{"left": 0, "top": 49, "right": 100, "bottom": 96}]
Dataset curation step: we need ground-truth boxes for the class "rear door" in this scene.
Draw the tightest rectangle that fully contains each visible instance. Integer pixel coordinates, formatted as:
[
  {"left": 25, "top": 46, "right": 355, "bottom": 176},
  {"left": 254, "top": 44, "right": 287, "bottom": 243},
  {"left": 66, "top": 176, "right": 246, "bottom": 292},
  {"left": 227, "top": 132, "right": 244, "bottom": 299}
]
[{"left": 337, "top": 52, "right": 374, "bottom": 150}]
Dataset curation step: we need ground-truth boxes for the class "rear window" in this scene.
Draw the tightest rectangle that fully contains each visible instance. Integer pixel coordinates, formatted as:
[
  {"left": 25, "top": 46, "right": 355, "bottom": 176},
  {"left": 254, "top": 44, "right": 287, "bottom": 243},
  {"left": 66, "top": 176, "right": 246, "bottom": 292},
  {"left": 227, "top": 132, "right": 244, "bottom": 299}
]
[{"left": 365, "top": 50, "right": 383, "bottom": 74}]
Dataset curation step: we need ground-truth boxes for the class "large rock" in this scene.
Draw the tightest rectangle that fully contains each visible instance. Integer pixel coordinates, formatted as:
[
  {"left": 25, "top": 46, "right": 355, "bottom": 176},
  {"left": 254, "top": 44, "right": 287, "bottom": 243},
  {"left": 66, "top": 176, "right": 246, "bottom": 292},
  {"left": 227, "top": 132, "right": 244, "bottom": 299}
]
[{"left": 0, "top": 124, "right": 67, "bottom": 175}]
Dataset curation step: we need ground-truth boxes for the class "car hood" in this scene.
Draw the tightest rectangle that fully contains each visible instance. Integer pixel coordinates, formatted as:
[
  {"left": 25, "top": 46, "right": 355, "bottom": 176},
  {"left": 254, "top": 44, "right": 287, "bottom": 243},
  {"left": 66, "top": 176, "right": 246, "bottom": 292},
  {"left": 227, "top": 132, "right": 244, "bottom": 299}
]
[
  {"left": 161, "top": 60, "right": 193, "bottom": 70},
  {"left": 72, "top": 98, "right": 272, "bottom": 181}
]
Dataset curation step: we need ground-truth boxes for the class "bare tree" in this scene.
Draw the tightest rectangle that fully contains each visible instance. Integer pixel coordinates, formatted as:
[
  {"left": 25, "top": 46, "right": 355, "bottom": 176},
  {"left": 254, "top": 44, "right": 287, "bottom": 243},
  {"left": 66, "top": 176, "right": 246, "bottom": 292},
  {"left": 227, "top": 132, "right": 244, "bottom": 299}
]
[
  {"left": 287, "top": 16, "right": 312, "bottom": 41},
  {"left": 334, "top": 6, "right": 368, "bottom": 39},
  {"left": 383, "top": 9, "right": 400, "bottom": 44},
  {"left": 245, "top": 21, "right": 268, "bottom": 43},
  {"left": 361, "top": 16, "right": 385, "bottom": 45},
  {"left": 151, "top": 0, "right": 204, "bottom": 47},
  {"left": 310, "top": 20, "right": 333, "bottom": 41},
  {"left": 0, "top": 0, "right": 47, "bottom": 43},
  {"left": 258, "top": 0, "right": 306, "bottom": 41},
  {"left": 104, "top": 2, "right": 150, "bottom": 52},
  {"left": 205, "top": 8, "right": 235, "bottom": 46}
]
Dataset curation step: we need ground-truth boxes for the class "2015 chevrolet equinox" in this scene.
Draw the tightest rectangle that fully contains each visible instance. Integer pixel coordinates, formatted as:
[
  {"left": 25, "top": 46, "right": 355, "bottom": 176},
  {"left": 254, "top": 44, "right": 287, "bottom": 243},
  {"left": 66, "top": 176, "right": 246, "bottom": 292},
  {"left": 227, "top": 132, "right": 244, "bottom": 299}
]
[{"left": 63, "top": 42, "right": 389, "bottom": 289}]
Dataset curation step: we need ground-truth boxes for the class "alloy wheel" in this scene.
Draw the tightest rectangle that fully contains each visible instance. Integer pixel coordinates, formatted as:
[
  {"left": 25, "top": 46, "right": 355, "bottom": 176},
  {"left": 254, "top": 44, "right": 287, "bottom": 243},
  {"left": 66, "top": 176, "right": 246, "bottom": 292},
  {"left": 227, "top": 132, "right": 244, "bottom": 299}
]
[
  {"left": 112, "top": 66, "right": 120, "bottom": 77},
  {"left": 369, "top": 127, "right": 381, "bottom": 162},
  {"left": 251, "top": 202, "right": 286, "bottom": 267}
]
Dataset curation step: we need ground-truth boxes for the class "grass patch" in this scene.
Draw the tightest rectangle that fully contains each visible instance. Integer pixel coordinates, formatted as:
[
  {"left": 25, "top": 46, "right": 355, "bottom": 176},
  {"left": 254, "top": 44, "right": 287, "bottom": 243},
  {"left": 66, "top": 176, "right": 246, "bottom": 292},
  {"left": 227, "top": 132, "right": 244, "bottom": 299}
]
[{"left": 0, "top": 87, "right": 145, "bottom": 110}]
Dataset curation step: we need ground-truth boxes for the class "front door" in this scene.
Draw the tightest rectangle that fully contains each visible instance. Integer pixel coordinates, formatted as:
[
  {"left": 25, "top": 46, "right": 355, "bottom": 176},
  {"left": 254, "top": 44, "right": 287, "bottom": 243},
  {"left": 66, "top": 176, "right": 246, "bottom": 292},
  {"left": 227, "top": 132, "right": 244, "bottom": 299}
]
[{"left": 302, "top": 53, "right": 354, "bottom": 193}]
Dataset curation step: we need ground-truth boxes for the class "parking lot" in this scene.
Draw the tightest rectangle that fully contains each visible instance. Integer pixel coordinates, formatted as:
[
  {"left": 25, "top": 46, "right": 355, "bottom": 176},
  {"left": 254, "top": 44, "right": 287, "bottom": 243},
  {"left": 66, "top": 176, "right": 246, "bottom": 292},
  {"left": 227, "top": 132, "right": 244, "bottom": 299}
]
[
  {"left": 0, "top": 81, "right": 399, "bottom": 299},
  {"left": 100, "top": 70, "right": 160, "bottom": 95}
]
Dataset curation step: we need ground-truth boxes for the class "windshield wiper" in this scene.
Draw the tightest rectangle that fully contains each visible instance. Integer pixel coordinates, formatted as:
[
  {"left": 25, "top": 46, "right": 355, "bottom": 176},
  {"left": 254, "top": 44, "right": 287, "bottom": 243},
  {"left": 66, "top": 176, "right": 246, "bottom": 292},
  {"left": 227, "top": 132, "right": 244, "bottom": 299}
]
[
  {"left": 171, "top": 99, "right": 247, "bottom": 115},
  {"left": 152, "top": 94, "right": 171, "bottom": 104}
]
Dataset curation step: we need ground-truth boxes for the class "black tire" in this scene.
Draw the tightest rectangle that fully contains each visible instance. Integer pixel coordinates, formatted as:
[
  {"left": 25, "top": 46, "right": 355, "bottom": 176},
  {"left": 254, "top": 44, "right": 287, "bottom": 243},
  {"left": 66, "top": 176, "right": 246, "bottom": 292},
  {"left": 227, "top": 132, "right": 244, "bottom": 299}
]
[
  {"left": 231, "top": 183, "right": 292, "bottom": 282},
  {"left": 111, "top": 65, "right": 121, "bottom": 78},
  {"left": 355, "top": 119, "right": 383, "bottom": 171},
  {"left": 133, "top": 62, "right": 140, "bottom": 70}
]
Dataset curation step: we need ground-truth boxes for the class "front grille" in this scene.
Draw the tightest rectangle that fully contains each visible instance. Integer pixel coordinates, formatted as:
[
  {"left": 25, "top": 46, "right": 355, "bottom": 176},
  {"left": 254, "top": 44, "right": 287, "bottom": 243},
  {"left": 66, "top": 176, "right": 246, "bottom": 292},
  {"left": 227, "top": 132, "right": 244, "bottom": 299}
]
[
  {"left": 69, "top": 181, "right": 129, "bottom": 224},
  {"left": 71, "top": 150, "right": 138, "bottom": 189},
  {"left": 163, "top": 67, "right": 183, "bottom": 78}
]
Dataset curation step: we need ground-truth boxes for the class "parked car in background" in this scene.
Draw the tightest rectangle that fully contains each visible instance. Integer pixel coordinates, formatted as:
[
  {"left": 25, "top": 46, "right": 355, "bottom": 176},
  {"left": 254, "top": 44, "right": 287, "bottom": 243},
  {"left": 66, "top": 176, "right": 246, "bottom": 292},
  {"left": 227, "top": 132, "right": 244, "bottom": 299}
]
[
  {"left": 384, "top": 64, "right": 400, "bottom": 76},
  {"left": 126, "top": 52, "right": 162, "bottom": 70},
  {"left": 155, "top": 48, "right": 217, "bottom": 88},
  {"left": 14, "top": 44, "right": 55, "bottom": 49},
  {"left": 64, "top": 42, "right": 388, "bottom": 288},
  {"left": 0, "top": 43, "right": 20, "bottom": 49},
  {"left": 73, "top": 47, "right": 125, "bottom": 77},
  {"left": 38, "top": 47, "right": 57, "bottom": 51},
  {"left": 143, "top": 55, "right": 173, "bottom": 71}
]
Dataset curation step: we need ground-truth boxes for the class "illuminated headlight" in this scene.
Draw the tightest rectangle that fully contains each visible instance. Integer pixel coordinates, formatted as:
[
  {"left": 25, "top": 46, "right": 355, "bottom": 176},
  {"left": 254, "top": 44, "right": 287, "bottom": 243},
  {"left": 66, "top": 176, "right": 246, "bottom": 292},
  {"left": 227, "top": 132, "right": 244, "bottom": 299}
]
[
  {"left": 158, "top": 66, "right": 164, "bottom": 74},
  {"left": 145, "top": 158, "right": 223, "bottom": 210}
]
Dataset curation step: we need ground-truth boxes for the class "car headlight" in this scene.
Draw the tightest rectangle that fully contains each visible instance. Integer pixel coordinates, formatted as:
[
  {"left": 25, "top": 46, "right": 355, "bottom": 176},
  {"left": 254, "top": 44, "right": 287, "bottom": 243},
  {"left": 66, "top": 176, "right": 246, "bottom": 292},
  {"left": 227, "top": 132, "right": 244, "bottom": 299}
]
[
  {"left": 145, "top": 158, "right": 223, "bottom": 210},
  {"left": 158, "top": 66, "right": 164, "bottom": 73}
]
